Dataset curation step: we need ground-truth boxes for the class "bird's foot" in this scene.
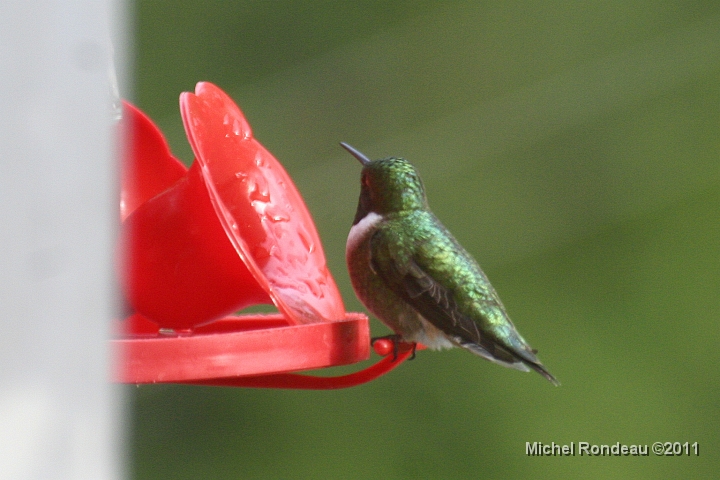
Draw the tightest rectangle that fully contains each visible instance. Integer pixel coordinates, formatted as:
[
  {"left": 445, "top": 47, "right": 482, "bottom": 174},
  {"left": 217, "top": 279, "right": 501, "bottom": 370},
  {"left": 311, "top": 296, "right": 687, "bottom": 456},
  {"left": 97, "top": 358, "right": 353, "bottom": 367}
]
[{"left": 409, "top": 342, "right": 417, "bottom": 360}]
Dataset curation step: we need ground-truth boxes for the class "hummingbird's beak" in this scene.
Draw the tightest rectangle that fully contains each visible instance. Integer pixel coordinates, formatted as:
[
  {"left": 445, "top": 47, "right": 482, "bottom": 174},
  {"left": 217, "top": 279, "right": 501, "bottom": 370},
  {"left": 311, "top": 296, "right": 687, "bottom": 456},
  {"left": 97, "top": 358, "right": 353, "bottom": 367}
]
[{"left": 340, "top": 142, "right": 372, "bottom": 166}]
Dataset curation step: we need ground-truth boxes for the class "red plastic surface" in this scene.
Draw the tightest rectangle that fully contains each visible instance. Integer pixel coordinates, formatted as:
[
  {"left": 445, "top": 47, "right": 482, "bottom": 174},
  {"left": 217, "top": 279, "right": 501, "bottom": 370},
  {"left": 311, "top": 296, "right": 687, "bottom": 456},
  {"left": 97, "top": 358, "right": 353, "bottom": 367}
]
[
  {"left": 114, "top": 313, "right": 371, "bottom": 383},
  {"left": 180, "top": 83, "right": 345, "bottom": 325},
  {"left": 113, "top": 312, "right": 421, "bottom": 389},
  {"left": 122, "top": 159, "right": 272, "bottom": 328},
  {"left": 114, "top": 84, "right": 415, "bottom": 388},
  {"left": 120, "top": 103, "right": 187, "bottom": 221},
  {"left": 186, "top": 341, "right": 421, "bottom": 389},
  {"left": 119, "top": 83, "right": 344, "bottom": 329}
]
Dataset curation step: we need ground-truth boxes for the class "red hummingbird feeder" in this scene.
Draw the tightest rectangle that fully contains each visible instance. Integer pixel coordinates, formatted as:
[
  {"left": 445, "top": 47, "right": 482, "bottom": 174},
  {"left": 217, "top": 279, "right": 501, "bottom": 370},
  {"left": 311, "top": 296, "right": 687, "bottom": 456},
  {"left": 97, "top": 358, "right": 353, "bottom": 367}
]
[{"left": 113, "top": 82, "right": 416, "bottom": 388}]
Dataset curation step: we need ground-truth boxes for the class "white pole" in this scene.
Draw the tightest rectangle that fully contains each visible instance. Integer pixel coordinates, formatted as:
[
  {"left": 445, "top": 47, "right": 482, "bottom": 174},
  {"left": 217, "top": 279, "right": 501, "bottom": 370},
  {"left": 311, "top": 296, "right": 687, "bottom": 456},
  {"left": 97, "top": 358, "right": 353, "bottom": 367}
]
[{"left": 0, "top": 1, "right": 125, "bottom": 478}]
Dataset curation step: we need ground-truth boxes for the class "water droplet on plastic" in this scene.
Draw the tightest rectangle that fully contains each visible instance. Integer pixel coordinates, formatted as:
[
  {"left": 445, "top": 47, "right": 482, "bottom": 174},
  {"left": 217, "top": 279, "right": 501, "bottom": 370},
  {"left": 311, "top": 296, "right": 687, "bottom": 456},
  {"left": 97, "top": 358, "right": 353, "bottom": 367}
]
[
  {"left": 232, "top": 118, "right": 243, "bottom": 136},
  {"left": 303, "top": 279, "right": 322, "bottom": 297},
  {"left": 265, "top": 205, "right": 289, "bottom": 223},
  {"left": 249, "top": 188, "right": 270, "bottom": 203},
  {"left": 293, "top": 281, "right": 309, "bottom": 295},
  {"left": 247, "top": 178, "right": 270, "bottom": 203},
  {"left": 255, "top": 155, "right": 267, "bottom": 168},
  {"left": 298, "top": 226, "right": 315, "bottom": 253}
]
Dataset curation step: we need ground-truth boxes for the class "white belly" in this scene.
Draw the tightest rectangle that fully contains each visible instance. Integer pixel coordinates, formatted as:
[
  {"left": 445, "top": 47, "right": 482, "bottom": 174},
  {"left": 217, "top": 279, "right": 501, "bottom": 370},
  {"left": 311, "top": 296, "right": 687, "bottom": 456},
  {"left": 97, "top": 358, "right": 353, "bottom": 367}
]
[{"left": 346, "top": 212, "right": 382, "bottom": 255}]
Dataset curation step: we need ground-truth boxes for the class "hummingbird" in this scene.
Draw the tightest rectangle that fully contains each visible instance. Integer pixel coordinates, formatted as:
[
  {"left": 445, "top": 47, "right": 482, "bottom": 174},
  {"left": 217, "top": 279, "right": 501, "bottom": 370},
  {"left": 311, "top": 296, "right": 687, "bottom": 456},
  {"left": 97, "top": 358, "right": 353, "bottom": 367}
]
[{"left": 342, "top": 142, "right": 559, "bottom": 385}]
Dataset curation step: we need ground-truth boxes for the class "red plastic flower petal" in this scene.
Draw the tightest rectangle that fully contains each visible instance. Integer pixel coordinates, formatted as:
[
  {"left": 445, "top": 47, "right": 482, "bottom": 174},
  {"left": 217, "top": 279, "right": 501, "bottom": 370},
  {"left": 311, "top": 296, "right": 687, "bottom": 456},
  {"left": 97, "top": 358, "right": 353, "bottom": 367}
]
[
  {"left": 180, "top": 82, "right": 345, "bottom": 324},
  {"left": 120, "top": 102, "right": 187, "bottom": 221}
]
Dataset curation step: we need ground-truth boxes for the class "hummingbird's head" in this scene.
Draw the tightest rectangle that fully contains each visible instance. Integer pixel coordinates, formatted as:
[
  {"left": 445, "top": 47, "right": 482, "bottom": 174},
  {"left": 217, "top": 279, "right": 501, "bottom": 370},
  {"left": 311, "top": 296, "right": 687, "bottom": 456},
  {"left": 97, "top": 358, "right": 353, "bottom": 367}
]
[{"left": 341, "top": 143, "right": 428, "bottom": 223}]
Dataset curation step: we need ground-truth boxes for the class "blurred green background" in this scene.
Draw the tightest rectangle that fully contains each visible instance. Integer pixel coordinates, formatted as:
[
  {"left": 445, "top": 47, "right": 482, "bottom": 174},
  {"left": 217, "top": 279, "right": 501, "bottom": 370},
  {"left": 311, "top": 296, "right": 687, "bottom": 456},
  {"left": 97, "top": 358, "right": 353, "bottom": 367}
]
[{"left": 127, "top": 2, "right": 719, "bottom": 478}]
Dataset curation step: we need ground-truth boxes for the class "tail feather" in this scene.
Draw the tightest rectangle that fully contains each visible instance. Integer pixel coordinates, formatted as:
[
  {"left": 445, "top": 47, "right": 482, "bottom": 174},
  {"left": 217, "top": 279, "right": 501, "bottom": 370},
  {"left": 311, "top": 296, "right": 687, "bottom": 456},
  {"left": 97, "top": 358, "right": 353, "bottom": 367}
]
[
  {"left": 459, "top": 341, "right": 530, "bottom": 372},
  {"left": 459, "top": 339, "right": 560, "bottom": 386},
  {"left": 525, "top": 360, "right": 560, "bottom": 386}
]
